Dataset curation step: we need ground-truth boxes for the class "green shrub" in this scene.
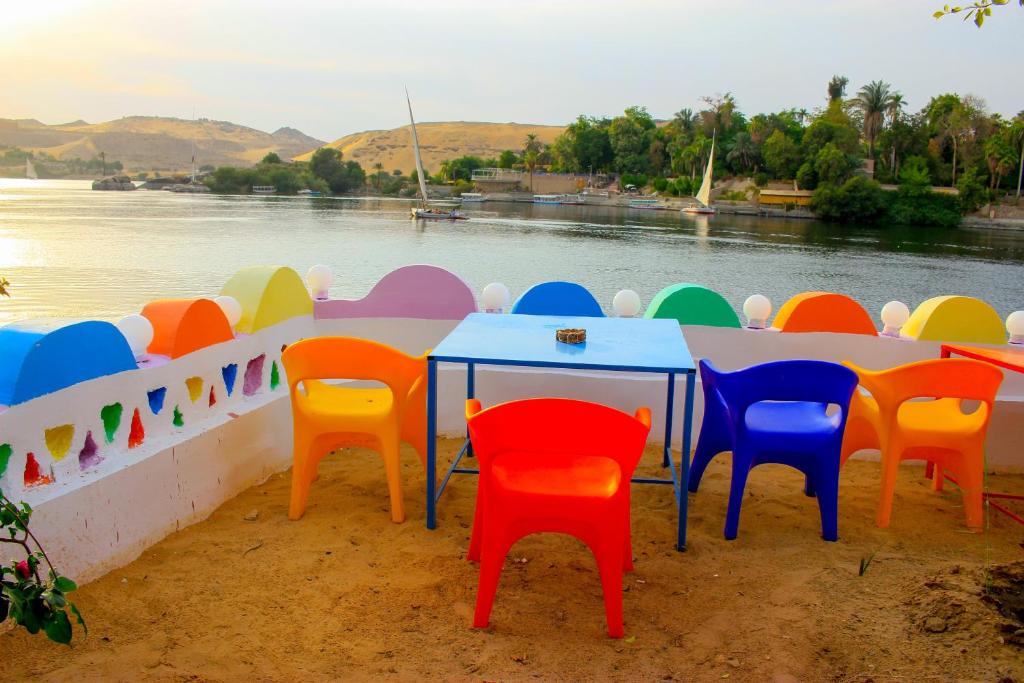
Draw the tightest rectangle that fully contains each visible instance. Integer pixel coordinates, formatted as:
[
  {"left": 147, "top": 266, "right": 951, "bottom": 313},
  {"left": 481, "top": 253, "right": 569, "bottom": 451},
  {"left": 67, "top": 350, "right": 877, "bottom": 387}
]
[
  {"left": 652, "top": 177, "right": 669, "bottom": 192},
  {"left": 796, "top": 162, "right": 817, "bottom": 190},
  {"left": 956, "top": 168, "right": 987, "bottom": 214},
  {"left": 886, "top": 187, "right": 962, "bottom": 228},
  {"left": 811, "top": 176, "right": 886, "bottom": 222},
  {"left": 753, "top": 172, "right": 769, "bottom": 188}
]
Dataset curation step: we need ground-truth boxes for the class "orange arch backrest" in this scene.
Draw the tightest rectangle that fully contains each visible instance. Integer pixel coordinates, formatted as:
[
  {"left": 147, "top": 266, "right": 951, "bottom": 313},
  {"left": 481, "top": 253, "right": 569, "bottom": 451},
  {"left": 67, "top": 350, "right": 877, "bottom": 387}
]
[
  {"left": 843, "top": 358, "right": 1004, "bottom": 408},
  {"left": 772, "top": 292, "right": 877, "bottom": 335},
  {"left": 466, "top": 398, "right": 651, "bottom": 473},
  {"left": 142, "top": 298, "right": 234, "bottom": 358},
  {"left": 281, "top": 336, "right": 425, "bottom": 396}
]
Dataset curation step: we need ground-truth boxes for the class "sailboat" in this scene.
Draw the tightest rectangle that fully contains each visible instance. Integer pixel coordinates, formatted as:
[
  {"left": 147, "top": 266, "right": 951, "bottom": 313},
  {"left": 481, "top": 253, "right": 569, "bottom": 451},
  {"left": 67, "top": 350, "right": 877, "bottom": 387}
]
[
  {"left": 25, "top": 157, "right": 38, "bottom": 180},
  {"left": 406, "top": 89, "right": 466, "bottom": 221},
  {"left": 682, "top": 131, "right": 716, "bottom": 215}
]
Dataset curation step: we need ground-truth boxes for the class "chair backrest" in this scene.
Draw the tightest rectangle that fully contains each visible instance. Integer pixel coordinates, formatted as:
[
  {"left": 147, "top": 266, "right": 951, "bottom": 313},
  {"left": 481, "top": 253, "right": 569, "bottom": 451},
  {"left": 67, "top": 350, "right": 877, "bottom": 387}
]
[
  {"left": 281, "top": 336, "right": 425, "bottom": 397},
  {"left": 466, "top": 398, "right": 651, "bottom": 477},
  {"left": 843, "top": 358, "right": 1004, "bottom": 410},
  {"left": 700, "top": 358, "right": 859, "bottom": 431},
  {"left": 510, "top": 281, "right": 605, "bottom": 317}
]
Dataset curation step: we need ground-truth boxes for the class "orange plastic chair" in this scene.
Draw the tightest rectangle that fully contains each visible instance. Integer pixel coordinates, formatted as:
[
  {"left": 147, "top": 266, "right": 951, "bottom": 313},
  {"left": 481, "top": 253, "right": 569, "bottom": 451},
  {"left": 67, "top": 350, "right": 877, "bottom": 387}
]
[
  {"left": 840, "top": 358, "right": 1003, "bottom": 530},
  {"left": 465, "top": 398, "right": 651, "bottom": 638},
  {"left": 282, "top": 337, "right": 428, "bottom": 523}
]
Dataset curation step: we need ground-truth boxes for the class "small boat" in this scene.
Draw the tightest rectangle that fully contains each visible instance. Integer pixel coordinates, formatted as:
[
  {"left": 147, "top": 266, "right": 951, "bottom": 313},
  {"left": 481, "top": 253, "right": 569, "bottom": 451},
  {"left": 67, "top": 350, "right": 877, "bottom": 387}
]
[
  {"left": 559, "top": 193, "right": 585, "bottom": 205},
  {"left": 682, "top": 132, "right": 717, "bottom": 215},
  {"left": 459, "top": 193, "right": 487, "bottom": 203},
  {"left": 533, "top": 194, "right": 563, "bottom": 204},
  {"left": 297, "top": 189, "right": 322, "bottom": 197},
  {"left": 252, "top": 185, "right": 277, "bottom": 195},
  {"left": 628, "top": 198, "right": 664, "bottom": 210},
  {"left": 25, "top": 157, "right": 38, "bottom": 180},
  {"left": 407, "top": 88, "right": 468, "bottom": 222}
]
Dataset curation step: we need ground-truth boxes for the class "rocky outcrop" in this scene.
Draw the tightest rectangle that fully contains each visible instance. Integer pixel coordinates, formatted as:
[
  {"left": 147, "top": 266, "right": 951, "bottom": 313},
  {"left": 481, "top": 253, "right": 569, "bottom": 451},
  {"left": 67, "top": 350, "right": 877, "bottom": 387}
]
[{"left": 92, "top": 175, "right": 136, "bottom": 191}]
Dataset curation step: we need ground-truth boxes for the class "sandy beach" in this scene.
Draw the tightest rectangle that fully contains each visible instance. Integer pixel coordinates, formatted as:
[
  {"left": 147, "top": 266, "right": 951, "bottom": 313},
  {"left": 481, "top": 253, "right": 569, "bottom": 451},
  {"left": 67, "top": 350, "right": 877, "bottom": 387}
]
[{"left": 1, "top": 439, "right": 1022, "bottom": 682}]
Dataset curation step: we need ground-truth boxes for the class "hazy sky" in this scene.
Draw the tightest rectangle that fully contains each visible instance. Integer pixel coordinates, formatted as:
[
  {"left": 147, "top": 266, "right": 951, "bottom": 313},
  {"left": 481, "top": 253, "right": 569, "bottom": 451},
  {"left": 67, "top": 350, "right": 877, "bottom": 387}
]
[{"left": 3, "top": 1, "right": 1020, "bottom": 141}]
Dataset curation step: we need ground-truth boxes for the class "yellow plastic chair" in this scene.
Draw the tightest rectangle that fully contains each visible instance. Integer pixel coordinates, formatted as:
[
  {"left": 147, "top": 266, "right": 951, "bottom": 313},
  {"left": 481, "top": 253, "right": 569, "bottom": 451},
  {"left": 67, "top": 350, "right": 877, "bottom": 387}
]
[
  {"left": 282, "top": 337, "right": 428, "bottom": 523},
  {"left": 840, "top": 358, "right": 1003, "bottom": 531}
]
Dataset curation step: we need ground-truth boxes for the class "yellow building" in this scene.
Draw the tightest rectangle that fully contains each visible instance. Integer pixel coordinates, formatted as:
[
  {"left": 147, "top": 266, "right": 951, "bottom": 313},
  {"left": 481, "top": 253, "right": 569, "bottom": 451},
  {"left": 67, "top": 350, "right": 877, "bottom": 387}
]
[{"left": 757, "top": 189, "right": 814, "bottom": 207}]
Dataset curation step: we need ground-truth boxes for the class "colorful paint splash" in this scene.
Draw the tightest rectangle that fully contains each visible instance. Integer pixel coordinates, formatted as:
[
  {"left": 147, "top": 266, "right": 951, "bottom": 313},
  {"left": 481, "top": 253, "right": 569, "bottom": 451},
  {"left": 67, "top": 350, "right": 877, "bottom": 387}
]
[
  {"left": 128, "top": 408, "right": 145, "bottom": 449},
  {"left": 78, "top": 431, "right": 101, "bottom": 470},
  {"left": 44, "top": 425, "right": 75, "bottom": 460},
  {"left": 270, "top": 360, "right": 281, "bottom": 390},
  {"left": 185, "top": 376, "right": 204, "bottom": 403},
  {"left": 222, "top": 364, "right": 238, "bottom": 396},
  {"left": 24, "top": 453, "right": 53, "bottom": 487},
  {"left": 0, "top": 443, "right": 11, "bottom": 480},
  {"left": 148, "top": 387, "right": 167, "bottom": 415},
  {"left": 173, "top": 405, "right": 184, "bottom": 427},
  {"left": 101, "top": 402, "right": 123, "bottom": 443},
  {"left": 243, "top": 354, "right": 265, "bottom": 397},
  {"left": 208, "top": 386, "right": 217, "bottom": 407}
]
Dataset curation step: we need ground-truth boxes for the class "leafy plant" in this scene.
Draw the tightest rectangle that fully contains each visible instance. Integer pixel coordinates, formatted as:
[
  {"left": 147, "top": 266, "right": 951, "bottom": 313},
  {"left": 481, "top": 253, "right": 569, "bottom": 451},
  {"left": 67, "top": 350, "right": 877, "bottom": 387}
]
[
  {"left": 933, "top": 0, "right": 1023, "bottom": 27},
  {"left": 858, "top": 552, "right": 877, "bottom": 576},
  {"left": 0, "top": 490, "right": 86, "bottom": 644}
]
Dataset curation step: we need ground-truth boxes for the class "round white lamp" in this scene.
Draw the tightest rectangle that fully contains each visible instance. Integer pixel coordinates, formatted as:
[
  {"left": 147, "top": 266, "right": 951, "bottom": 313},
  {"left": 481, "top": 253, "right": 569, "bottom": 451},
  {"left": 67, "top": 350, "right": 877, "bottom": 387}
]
[
  {"left": 116, "top": 314, "right": 154, "bottom": 358},
  {"left": 612, "top": 289, "right": 642, "bottom": 318},
  {"left": 1007, "top": 311, "right": 1024, "bottom": 345},
  {"left": 306, "top": 265, "right": 333, "bottom": 300},
  {"left": 880, "top": 301, "right": 911, "bottom": 337},
  {"left": 480, "top": 282, "right": 511, "bottom": 313},
  {"left": 214, "top": 295, "right": 242, "bottom": 329},
  {"left": 743, "top": 294, "right": 772, "bottom": 329}
]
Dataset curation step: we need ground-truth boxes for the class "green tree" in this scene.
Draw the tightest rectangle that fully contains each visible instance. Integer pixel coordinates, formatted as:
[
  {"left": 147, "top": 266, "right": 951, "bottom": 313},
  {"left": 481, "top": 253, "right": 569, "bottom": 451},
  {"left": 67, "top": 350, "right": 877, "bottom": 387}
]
[
  {"left": 956, "top": 167, "right": 987, "bottom": 212},
  {"left": 934, "top": 0, "right": 1023, "bottom": 27},
  {"left": 726, "top": 132, "right": 758, "bottom": 173},
  {"left": 261, "top": 152, "right": 282, "bottom": 164},
  {"left": 309, "top": 147, "right": 365, "bottom": 194},
  {"left": 763, "top": 130, "right": 802, "bottom": 179},
  {"left": 811, "top": 176, "right": 886, "bottom": 222},
  {"left": 608, "top": 106, "right": 656, "bottom": 175},
  {"left": 814, "top": 142, "right": 857, "bottom": 185},
  {"left": 899, "top": 155, "right": 932, "bottom": 186},
  {"left": 827, "top": 75, "right": 849, "bottom": 103},
  {"left": 851, "top": 80, "right": 899, "bottom": 159},
  {"left": 498, "top": 150, "right": 518, "bottom": 169}
]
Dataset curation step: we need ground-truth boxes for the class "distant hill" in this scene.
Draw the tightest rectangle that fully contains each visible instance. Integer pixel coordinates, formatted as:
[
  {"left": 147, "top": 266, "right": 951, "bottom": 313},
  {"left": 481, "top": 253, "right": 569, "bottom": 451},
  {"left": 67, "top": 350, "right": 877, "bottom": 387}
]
[
  {"left": 0, "top": 116, "right": 325, "bottom": 172},
  {"left": 296, "top": 121, "right": 565, "bottom": 174}
]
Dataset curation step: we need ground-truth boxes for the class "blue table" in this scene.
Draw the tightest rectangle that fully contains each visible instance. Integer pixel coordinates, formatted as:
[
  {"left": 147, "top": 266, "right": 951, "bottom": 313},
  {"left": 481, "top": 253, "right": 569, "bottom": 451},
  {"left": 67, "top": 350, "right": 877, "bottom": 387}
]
[{"left": 426, "top": 313, "right": 697, "bottom": 550}]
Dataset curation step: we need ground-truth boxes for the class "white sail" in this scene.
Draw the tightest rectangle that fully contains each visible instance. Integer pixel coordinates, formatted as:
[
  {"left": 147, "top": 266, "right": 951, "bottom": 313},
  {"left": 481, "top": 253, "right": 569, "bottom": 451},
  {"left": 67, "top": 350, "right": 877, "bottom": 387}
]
[
  {"left": 405, "top": 89, "right": 429, "bottom": 207},
  {"left": 26, "top": 157, "right": 37, "bottom": 180},
  {"left": 695, "top": 133, "right": 715, "bottom": 207}
]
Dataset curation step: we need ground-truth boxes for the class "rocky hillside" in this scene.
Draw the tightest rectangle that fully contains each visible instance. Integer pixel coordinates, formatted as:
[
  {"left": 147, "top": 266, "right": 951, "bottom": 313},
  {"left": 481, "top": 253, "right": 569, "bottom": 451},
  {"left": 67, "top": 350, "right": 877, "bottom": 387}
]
[
  {"left": 0, "top": 117, "right": 325, "bottom": 172},
  {"left": 295, "top": 121, "right": 564, "bottom": 174}
]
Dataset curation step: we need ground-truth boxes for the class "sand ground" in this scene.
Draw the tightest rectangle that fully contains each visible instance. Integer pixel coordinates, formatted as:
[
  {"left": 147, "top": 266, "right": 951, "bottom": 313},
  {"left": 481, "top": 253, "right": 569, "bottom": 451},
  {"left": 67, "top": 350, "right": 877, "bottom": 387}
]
[{"left": 2, "top": 439, "right": 1023, "bottom": 682}]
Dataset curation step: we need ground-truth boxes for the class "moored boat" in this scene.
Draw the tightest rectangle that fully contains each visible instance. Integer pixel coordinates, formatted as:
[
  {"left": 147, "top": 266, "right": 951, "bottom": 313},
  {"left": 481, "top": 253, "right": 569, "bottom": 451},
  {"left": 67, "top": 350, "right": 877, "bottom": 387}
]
[
  {"left": 407, "top": 88, "right": 469, "bottom": 222},
  {"left": 628, "top": 197, "right": 664, "bottom": 210},
  {"left": 252, "top": 185, "right": 277, "bottom": 195},
  {"left": 682, "top": 131, "right": 717, "bottom": 215},
  {"left": 459, "top": 192, "right": 487, "bottom": 203},
  {"left": 533, "top": 194, "right": 563, "bottom": 204}
]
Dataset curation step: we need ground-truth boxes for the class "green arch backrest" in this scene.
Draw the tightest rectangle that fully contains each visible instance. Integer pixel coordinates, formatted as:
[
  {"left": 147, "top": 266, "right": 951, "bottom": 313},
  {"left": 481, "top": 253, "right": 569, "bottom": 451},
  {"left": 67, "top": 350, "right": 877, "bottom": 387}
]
[{"left": 643, "top": 283, "right": 741, "bottom": 328}]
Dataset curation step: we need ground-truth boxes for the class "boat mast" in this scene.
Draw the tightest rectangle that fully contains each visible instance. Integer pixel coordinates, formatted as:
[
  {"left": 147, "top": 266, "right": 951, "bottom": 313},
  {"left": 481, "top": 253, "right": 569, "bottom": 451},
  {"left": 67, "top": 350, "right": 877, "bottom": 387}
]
[
  {"left": 695, "top": 129, "right": 715, "bottom": 208},
  {"left": 405, "top": 88, "right": 429, "bottom": 208}
]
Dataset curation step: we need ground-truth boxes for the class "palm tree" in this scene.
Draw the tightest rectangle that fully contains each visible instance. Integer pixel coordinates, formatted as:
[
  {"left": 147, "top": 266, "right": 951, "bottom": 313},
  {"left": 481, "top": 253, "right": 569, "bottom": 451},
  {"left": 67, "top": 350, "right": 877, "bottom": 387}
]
[
  {"left": 886, "top": 93, "right": 905, "bottom": 126},
  {"left": 372, "top": 162, "right": 384, "bottom": 190},
  {"left": 851, "top": 80, "right": 897, "bottom": 159},
  {"left": 672, "top": 108, "right": 698, "bottom": 135},
  {"left": 827, "top": 75, "right": 849, "bottom": 103},
  {"left": 726, "top": 132, "right": 757, "bottom": 173},
  {"left": 523, "top": 134, "right": 542, "bottom": 191}
]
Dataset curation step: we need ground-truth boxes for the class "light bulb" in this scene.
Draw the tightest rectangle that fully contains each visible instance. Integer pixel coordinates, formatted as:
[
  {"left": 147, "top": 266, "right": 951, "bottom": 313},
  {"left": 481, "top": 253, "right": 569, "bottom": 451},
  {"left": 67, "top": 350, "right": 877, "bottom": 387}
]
[
  {"left": 612, "top": 289, "right": 642, "bottom": 318},
  {"left": 880, "top": 301, "right": 910, "bottom": 337},
  {"left": 117, "top": 314, "right": 154, "bottom": 357},
  {"left": 306, "top": 265, "right": 332, "bottom": 300},
  {"left": 214, "top": 295, "right": 242, "bottom": 328},
  {"left": 743, "top": 294, "right": 772, "bottom": 329},
  {"left": 480, "top": 282, "right": 511, "bottom": 313},
  {"left": 1007, "top": 311, "right": 1024, "bottom": 344}
]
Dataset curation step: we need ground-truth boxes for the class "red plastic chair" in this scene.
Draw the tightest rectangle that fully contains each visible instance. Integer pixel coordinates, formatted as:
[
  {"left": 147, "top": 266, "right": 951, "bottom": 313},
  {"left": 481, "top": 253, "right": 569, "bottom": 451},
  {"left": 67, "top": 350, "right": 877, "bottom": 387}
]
[{"left": 465, "top": 398, "right": 651, "bottom": 638}]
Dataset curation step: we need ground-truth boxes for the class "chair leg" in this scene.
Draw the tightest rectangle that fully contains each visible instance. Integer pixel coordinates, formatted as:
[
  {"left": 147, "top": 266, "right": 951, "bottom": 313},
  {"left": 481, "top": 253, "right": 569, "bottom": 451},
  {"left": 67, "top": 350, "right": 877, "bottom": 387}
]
[
  {"left": 473, "top": 532, "right": 512, "bottom": 629},
  {"left": 467, "top": 486, "right": 484, "bottom": 562},
  {"left": 288, "top": 433, "right": 316, "bottom": 521},
  {"left": 957, "top": 450, "right": 985, "bottom": 532},
  {"left": 381, "top": 438, "right": 406, "bottom": 524},
  {"left": 804, "top": 476, "right": 816, "bottom": 498},
  {"left": 688, "top": 433, "right": 723, "bottom": 493},
  {"left": 622, "top": 493, "right": 634, "bottom": 573},
  {"left": 594, "top": 536, "right": 625, "bottom": 638},
  {"left": 815, "top": 470, "right": 839, "bottom": 542},
  {"left": 724, "top": 455, "right": 752, "bottom": 540},
  {"left": 931, "top": 463, "right": 944, "bottom": 492},
  {"left": 875, "top": 448, "right": 901, "bottom": 529}
]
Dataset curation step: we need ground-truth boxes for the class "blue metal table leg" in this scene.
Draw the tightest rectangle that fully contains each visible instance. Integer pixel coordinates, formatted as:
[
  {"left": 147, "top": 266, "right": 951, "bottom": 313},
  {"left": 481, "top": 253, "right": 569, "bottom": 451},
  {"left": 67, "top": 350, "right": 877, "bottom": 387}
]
[
  {"left": 466, "top": 362, "right": 475, "bottom": 456},
  {"left": 663, "top": 372, "right": 675, "bottom": 468},
  {"left": 678, "top": 369, "right": 696, "bottom": 551},
  {"left": 426, "top": 358, "right": 438, "bottom": 530}
]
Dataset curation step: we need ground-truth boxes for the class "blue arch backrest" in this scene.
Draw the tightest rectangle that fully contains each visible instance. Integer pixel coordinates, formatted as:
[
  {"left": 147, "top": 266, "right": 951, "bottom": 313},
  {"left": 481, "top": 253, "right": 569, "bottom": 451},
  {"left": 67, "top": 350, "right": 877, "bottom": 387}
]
[{"left": 510, "top": 281, "right": 606, "bottom": 317}]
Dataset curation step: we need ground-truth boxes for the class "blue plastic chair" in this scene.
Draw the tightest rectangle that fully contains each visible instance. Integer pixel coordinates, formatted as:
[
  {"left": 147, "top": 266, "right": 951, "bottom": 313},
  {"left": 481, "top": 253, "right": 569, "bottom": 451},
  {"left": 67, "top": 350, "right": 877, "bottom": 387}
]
[
  {"left": 687, "top": 359, "right": 858, "bottom": 541},
  {"left": 510, "top": 281, "right": 605, "bottom": 317}
]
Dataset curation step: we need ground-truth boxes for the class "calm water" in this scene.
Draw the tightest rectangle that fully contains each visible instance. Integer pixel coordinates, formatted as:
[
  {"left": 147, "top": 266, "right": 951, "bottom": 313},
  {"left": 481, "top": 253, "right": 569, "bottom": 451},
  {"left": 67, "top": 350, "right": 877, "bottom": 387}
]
[{"left": 1, "top": 179, "right": 1022, "bottom": 326}]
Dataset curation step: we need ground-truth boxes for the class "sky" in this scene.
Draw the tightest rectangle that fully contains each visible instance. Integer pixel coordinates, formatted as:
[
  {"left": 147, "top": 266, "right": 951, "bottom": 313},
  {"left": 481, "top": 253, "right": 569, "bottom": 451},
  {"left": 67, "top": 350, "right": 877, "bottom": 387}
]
[{"left": 2, "top": 0, "right": 1021, "bottom": 142}]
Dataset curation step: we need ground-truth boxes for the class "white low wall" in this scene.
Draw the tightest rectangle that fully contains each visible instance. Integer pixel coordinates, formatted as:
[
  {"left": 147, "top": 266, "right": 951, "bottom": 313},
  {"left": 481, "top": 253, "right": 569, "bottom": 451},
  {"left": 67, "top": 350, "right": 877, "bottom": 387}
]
[{"left": 4, "top": 316, "right": 1023, "bottom": 582}]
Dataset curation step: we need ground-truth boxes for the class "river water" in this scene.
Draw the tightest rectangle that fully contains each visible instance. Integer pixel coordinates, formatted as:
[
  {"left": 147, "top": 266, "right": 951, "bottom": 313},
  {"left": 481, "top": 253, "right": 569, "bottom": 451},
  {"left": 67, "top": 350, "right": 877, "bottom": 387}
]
[{"left": 0, "top": 179, "right": 1022, "bottom": 326}]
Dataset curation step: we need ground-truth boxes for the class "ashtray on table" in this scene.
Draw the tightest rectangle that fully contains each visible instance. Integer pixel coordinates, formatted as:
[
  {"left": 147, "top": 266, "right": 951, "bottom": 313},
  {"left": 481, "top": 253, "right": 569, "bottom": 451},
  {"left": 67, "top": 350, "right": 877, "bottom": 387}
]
[{"left": 556, "top": 328, "right": 587, "bottom": 344}]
